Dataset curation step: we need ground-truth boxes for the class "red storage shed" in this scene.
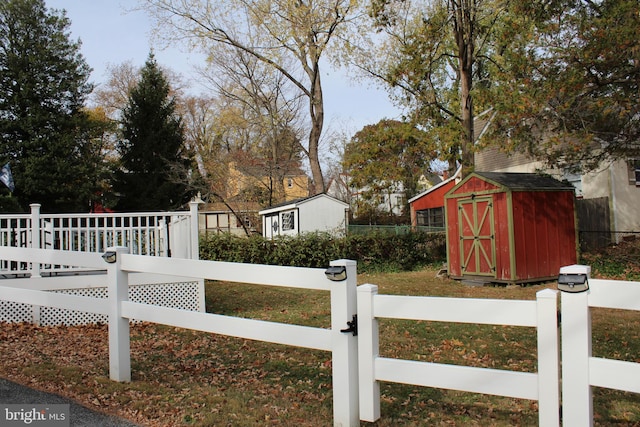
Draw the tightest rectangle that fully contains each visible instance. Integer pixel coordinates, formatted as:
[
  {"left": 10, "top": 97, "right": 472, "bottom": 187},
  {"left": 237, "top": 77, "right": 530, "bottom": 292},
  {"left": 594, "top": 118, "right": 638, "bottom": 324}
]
[{"left": 445, "top": 172, "right": 578, "bottom": 284}]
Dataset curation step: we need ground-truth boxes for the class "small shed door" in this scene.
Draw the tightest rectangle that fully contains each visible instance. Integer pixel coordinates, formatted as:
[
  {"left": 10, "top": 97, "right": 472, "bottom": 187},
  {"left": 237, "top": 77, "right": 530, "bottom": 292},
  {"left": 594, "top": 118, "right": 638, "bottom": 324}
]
[{"left": 458, "top": 197, "right": 496, "bottom": 277}]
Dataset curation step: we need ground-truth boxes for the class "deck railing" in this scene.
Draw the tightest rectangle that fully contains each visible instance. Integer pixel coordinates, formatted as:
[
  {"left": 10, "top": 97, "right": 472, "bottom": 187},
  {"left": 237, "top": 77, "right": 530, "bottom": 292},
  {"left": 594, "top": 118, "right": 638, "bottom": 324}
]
[{"left": 0, "top": 202, "right": 201, "bottom": 276}]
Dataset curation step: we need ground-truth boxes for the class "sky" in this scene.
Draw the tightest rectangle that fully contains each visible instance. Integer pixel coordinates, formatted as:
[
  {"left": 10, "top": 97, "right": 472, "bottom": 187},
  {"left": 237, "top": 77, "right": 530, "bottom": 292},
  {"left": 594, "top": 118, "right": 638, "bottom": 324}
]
[{"left": 45, "top": 0, "right": 402, "bottom": 134}]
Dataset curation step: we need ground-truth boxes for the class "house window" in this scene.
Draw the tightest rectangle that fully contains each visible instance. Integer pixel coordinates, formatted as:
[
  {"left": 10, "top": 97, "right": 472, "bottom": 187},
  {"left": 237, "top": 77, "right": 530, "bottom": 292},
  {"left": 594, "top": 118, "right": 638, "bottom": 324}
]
[
  {"left": 416, "top": 207, "right": 444, "bottom": 228},
  {"left": 287, "top": 178, "right": 294, "bottom": 188},
  {"left": 281, "top": 211, "right": 295, "bottom": 231},
  {"left": 628, "top": 159, "right": 640, "bottom": 186},
  {"left": 394, "top": 195, "right": 407, "bottom": 210}
]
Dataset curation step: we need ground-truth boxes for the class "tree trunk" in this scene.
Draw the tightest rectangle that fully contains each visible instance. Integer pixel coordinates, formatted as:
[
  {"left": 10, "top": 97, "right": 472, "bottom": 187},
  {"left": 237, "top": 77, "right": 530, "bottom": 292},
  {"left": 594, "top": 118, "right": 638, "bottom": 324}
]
[
  {"left": 460, "top": 67, "right": 474, "bottom": 177},
  {"left": 453, "top": 0, "right": 475, "bottom": 178},
  {"left": 307, "top": 64, "right": 326, "bottom": 195}
]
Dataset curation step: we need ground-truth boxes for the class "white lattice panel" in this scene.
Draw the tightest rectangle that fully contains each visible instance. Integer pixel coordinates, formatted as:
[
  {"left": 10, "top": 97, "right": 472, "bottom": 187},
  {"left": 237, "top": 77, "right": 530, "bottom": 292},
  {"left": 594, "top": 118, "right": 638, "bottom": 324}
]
[
  {"left": 1, "top": 281, "right": 203, "bottom": 326},
  {"left": 39, "top": 287, "right": 108, "bottom": 326},
  {"left": 0, "top": 300, "right": 32, "bottom": 323}
]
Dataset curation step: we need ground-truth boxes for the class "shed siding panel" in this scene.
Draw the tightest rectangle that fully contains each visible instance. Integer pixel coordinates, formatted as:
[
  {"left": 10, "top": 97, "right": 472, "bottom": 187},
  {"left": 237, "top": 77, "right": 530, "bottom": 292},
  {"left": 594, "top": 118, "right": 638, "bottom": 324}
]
[
  {"left": 298, "top": 198, "right": 346, "bottom": 234},
  {"left": 512, "top": 191, "right": 577, "bottom": 280},
  {"left": 492, "top": 192, "right": 512, "bottom": 280},
  {"left": 542, "top": 193, "right": 563, "bottom": 275},
  {"left": 450, "top": 177, "right": 500, "bottom": 196},
  {"left": 446, "top": 197, "right": 461, "bottom": 277}
]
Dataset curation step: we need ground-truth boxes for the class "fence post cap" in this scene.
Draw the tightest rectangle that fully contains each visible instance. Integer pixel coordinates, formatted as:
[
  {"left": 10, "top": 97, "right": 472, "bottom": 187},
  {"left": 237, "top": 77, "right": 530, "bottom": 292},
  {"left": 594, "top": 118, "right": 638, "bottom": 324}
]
[
  {"left": 330, "top": 259, "right": 357, "bottom": 267},
  {"left": 357, "top": 283, "right": 379, "bottom": 293},
  {"left": 106, "top": 246, "right": 129, "bottom": 252},
  {"left": 536, "top": 288, "right": 559, "bottom": 298},
  {"left": 559, "top": 264, "right": 591, "bottom": 278}
]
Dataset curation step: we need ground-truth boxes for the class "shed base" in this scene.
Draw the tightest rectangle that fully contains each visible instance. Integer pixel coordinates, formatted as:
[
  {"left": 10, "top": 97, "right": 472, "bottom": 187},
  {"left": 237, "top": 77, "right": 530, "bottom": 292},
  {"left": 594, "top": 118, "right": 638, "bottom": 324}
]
[{"left": 451, "top": 275, "right": 558, "bottom": 287}]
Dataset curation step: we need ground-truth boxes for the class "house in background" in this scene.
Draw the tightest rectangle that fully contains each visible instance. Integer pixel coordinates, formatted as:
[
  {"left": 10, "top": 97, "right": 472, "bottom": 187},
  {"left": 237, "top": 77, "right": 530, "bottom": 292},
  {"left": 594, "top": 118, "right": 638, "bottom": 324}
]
[
  {"left": 259, "top": 194, "right": 349, "bottom": 239},
  {"left": 475, "top": 146, "right": 640, "bottom": 248},
  {"left": 198, "top": 162, "right": 310, "bottom": 237},
  {"left": 227, "top": 161, "right": 309, "bottom": 203},
  {"left": 325, "top": 173, "right": 351, "bottom": 204},
  {"left": 326, "top": 173, "right": 407, "bottom": 219}
]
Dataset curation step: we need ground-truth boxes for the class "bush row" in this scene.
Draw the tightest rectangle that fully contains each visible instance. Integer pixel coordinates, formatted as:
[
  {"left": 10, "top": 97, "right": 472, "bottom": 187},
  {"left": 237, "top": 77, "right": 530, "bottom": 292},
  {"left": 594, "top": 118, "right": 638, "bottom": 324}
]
[{"left": 199, "top": 231, "right": 447, "bottom": 273}]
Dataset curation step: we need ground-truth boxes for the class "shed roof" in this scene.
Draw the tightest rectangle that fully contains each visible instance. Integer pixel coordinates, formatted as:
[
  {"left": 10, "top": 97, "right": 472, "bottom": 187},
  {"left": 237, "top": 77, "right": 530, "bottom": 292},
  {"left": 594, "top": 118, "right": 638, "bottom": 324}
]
[
  {"left": 259, "top": 193, "right": 349, "bottom": 215},
  {"left": 474, "top": 172, "right": 574, "bottom": 191}
]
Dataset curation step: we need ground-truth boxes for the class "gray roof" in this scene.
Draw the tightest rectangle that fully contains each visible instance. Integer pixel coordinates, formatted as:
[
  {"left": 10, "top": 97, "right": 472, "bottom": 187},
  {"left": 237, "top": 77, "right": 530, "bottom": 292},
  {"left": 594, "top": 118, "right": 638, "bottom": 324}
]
[
  {"left": 474, "top": 172, "right": 574, "bottom": 191},
  {"left": 259, "top": 193, "right": 348, "bottom": 215}
]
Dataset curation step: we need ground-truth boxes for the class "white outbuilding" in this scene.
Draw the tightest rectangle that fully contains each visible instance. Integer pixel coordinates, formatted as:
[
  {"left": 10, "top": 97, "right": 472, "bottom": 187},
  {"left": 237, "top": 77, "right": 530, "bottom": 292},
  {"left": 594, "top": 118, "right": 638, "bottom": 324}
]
[{"left": 259, "top": 194, "right": 350, "bottom": 239}]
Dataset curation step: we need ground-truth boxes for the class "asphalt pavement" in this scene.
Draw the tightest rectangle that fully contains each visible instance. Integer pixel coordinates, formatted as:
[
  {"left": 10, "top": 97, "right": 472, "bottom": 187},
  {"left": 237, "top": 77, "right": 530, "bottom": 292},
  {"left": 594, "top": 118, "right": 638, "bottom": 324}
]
[{"left": 0, "top": 377, "right": 140, "bottom": 426}]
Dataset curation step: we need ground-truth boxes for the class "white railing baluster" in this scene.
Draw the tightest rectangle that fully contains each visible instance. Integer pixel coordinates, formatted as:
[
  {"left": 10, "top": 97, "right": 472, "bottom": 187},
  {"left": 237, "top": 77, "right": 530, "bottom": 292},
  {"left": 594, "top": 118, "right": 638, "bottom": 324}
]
[
  {"left": 30, "top": 204, "right": 41, "bottom": 277},
  {"left": 0, "top": 209, "right": 194, "bottom": 274}
]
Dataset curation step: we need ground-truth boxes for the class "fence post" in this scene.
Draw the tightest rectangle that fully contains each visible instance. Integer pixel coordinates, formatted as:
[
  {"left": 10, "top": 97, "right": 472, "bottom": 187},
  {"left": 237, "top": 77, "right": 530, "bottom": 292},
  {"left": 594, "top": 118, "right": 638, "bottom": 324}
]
[
  {"left": 561, "top": 290, "right": 593, "bottom": 427},
  {"left": 329, "top": 259, "right": 359, "bottom": 427},
  {"left": 105, "top": 246, "right": 131, "bottom": 382},
  {"left": 29, "top": 204, "right": 41, "bottom": 278},
  {"left": 357, "top": 283, "right": 380, "bottom": 422},
  {"left": 536, "top": 289, "right": 560, "bottom": 426},
  {"left": 189, "top": 198, "right": 203, "bottom": 260}
]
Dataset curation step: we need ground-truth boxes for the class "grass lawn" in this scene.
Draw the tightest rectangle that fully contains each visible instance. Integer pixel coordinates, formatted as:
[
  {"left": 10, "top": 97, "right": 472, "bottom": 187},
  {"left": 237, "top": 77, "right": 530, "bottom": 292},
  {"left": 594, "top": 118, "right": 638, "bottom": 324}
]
[{"left": 1, "top": 246, "right": 640, "bottom": 425}]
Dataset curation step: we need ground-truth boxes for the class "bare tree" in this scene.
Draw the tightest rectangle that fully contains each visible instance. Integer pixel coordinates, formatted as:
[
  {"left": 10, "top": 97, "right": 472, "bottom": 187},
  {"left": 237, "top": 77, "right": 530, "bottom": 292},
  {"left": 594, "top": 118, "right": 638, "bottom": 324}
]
[
  {"left": 202, "top": 47, "right": 307, "bottom": 205},
  {"left": 139, "top": 0, "right": 361, "bottom": 194}
]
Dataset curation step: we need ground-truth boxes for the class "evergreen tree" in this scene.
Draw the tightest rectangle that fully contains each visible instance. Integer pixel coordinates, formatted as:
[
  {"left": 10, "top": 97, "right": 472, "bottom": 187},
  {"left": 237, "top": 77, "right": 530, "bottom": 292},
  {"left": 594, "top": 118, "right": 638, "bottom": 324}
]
[
  {"left": 114, "top": 53, "right": 190, "bottom": 211},
  {"left": 0, "top": 0, "right": 98, "bottom": 212}
]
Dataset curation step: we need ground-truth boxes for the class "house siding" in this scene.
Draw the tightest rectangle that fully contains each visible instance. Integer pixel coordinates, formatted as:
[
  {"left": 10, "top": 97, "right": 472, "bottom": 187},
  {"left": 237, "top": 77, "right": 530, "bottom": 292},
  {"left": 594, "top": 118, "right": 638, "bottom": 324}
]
[
  {"left": 475, "top": 146, "right": 535, "bottom": 173},
  {"left": 475, "top": 148, "right": 640, "bottom": 240},
  {"left": 582, "top": 159, "right": 640, "bottom": 235}
]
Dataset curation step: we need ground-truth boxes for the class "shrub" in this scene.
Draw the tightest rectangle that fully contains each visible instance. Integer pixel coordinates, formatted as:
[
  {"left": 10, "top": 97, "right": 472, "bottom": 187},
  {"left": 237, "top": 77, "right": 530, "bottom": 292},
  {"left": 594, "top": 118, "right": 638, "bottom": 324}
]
[{"left": 199, "top": 231, "right": 446, "bottom": 273}]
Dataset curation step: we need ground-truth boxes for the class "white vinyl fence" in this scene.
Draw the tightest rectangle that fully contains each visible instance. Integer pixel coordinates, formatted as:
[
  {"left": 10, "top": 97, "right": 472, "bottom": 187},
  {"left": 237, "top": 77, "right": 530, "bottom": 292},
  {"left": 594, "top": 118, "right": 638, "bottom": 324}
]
[
  {"left": 561, "top": 277, "right": 640, "bottom": 427},
  {"left": 357, "top": 284, "right": 560, "bottom": 426},
  {"left": 0, "top": 203, "right": 204, "bottom": 326},
  {"left": 1, "top": 246, "right": 639, "bottom": 426},
  {"left": 0, "top": 246, "right": 360, "bottom": 427}
]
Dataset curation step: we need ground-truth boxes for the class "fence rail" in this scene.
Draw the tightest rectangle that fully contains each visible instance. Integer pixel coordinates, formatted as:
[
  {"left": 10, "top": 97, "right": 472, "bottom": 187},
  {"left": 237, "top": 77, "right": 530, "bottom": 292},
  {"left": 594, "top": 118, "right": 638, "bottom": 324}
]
[
  {"left": 357, "top": 285, "right": 560, "bottom": 425},
  {"left": 1, "top": 246, "right": 639, "bottom": 426},
  {"left": 0, "top": 247, "right": 359, "bottom": 427}
]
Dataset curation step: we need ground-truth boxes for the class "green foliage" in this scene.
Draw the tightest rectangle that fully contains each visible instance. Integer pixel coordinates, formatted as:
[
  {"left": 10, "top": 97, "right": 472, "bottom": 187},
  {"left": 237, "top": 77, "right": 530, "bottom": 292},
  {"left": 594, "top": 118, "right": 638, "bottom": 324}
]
[
  {"left": 344, "top": 119, "right": 435, "bottom": 206},
  {"left": 114, "top": 53, "right": 191, "bottom": 211},
  {"left": 199, "top": 231, "right": 447, "bottom": 273},
  {"left": 486, "top": 0, "right": 640, "bottom": 170},
  {"left": 0, "top": 194, "right": 23, "bottom": 213},
  {"left": 365, "top": 0, "right": 640, "bottom": 173},
  {"left": 365, "top": 0, "right": 500, "bottom": 173},
  {"left": 0, "top": 0, "right": 101, "bottom": 212}
]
